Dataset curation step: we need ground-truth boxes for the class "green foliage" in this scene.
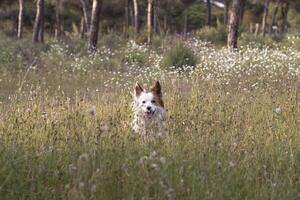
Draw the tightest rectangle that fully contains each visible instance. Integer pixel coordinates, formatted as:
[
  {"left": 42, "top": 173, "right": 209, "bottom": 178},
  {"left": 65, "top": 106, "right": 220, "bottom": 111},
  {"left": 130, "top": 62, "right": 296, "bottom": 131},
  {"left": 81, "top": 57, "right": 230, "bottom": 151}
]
[
  {"left": 124, "top": 41, "right": 147, "bottom": 66},
  {"left": 0, "top": 0, "right": 300, "bottom": 40},
  {"left": 136, "top": 30, "right": 149, "bottom": 44},
  {"left": 244, "top": 1, "right": 264, "bottom": 24},
  {"left": 40, "top": 40, "right": 72, "bottom": 70},
  {"left": 99, "top": 33, "right": 124, "bottom": 49},
  {"left": 0, "top": 33, "right": 21, "bottom": 70},
  {"left": 187, "top": 3, "right": 207, "bottom": 29},
  {"left": 288, "top": 9, "right": 300, "bottom": 31},
  {"left": 196, "top": 22, "right": 227, "bottom": 44},
  {"left": 238, "top": 33, "right": 285, "bottom": 48},
  {"left": 161, "top": 42, "right": 197, "bottom": 71},
  {"left": 0, "top": 43, "right": 19, "bottom": 69}
]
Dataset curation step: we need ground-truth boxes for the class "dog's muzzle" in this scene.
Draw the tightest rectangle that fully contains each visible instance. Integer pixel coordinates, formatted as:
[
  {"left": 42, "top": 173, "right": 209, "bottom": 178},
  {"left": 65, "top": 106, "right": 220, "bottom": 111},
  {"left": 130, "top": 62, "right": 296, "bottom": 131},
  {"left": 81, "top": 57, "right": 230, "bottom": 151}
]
[{"left": 145, "top": 109, "right": 155, "bottom": 118}]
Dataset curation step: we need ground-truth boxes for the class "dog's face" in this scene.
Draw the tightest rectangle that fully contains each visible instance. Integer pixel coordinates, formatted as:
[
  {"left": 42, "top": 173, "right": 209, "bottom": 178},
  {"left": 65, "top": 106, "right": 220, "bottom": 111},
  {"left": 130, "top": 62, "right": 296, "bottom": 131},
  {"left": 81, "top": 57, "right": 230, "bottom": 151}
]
[{"left": 134, "top": 81, "right": 164, "bottom": 118}]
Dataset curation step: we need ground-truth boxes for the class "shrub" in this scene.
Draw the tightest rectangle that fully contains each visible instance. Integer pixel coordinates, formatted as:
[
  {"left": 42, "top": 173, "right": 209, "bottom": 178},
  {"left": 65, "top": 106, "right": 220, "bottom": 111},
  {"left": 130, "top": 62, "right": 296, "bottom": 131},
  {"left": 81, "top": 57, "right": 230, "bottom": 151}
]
[
  {"left": 187, "top": 3, "right": 207, "bottom": 29},
  {"left": 0, "top": 43, "right": 19, "bottom": 69},
  {"left": 124, "top": 40, "right": 147, "bottom": 66},
  {"left": 40, "top": 40, "right": 71, "bottom": 70},
  {"left": 136, "top": 30, "right": 149, "bottom": 44},
  {"left": 196, "top": 22, "right": 227, "bottom": 44},
  {"left": 0, "top": 32, "right": 22, "bottom": 70},
  {"left": 99, "top": 33, "right": 124, "bottom": 49},
  {"left": 160, "top": 42, "right": 197, "bottom": 71}
]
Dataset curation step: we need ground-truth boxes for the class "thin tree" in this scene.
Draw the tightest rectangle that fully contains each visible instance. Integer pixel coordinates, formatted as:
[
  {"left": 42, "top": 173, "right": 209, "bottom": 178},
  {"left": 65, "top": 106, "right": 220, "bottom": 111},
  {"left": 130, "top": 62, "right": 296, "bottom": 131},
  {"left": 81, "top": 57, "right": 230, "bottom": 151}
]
[
  {"left": 87, "top": 0, "right": 102, "bottom": 51},
  {"left": 124, "top": 0, "right": 133, "bottom": 37},
  {"left": 80, "top": 16, "right": 85, "bottom": 38},
  {"left": 227, "top": 0, "right": 246, "bottom": 50},
  {"left": 125, "top": 0, "right": 129, "bottom": 33},
  {"left": 17, "top": 0, "right": 24, "bottom": 39},
  {"left": 153, "top": 0, "right": 158, "bottom": 33},
  {"left": 224, "top": 0, "right": 230, "bottom": 24},
  {"left": 280, "top": 0, "right": 289, "bottom": 33},
  {"left": 239, "top": 0, "right": 246, "bottom": 25},
  {"left": 147, "top": 0, "right": 153, "bottom": 43},
  {"left": 80, "top": 0, "right": 90, "bottom": 34},
  {"left": 261, "top": 0, "right": 270, "bottom": 37},
  {"left": 133, "top": 0, "right": 139, "bottom": 35},
  {"left": 55, "top": 0, "right": 62, "bottom": 39},
  {"left": 206, "top": 0, "right": 212, "bottom": 26},
  {"left": 163, "top": 15, "right": 168, "bottom": 34},
  {"left": 270, "top": 0, "right": 280, "bottom": 34},
  {"left": 183, "top": 11, "right": 188, "bottom": 37},
  {"left": 129, "top": 1, "right": 134, "bottom": 27},
  {"left": 38, "top": 0, "right": 44, "bottom": 43},
  {"left": 32, "top": 0, "right": 44, "bottom": 43}
]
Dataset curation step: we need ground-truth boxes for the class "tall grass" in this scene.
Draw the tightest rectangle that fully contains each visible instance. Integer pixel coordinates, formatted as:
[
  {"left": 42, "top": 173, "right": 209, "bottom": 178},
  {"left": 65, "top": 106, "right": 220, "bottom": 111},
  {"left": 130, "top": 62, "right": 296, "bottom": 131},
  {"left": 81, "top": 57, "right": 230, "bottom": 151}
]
[{"left": 0, "top": 35, "right": 299, "bottom": 199}]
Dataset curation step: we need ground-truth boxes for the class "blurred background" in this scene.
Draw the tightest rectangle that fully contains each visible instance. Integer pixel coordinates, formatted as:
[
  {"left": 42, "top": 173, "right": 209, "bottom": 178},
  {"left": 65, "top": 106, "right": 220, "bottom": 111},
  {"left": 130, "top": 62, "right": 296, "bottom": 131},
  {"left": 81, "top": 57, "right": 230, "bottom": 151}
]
[{"left": 0, "top": 0, "right": 299, "bottom": 46}]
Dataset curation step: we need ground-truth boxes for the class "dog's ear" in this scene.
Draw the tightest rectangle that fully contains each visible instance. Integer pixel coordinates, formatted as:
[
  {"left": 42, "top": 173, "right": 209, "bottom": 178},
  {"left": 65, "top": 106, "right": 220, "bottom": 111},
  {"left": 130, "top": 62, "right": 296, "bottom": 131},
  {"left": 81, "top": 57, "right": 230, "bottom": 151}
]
[
  {"left": 150, "top": 81, "right": 162, "bottom": 97},
  {"left": 134, "top": 82, "right": 144, "bottom": 97}
]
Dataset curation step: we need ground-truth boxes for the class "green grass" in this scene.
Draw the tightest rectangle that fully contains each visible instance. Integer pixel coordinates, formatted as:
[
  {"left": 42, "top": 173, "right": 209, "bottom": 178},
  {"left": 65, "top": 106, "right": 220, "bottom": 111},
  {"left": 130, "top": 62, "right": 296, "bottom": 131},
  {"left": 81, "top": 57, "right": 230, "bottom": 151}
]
[{"left": 0, "top": 34, "right": 299, "bottom": 199}]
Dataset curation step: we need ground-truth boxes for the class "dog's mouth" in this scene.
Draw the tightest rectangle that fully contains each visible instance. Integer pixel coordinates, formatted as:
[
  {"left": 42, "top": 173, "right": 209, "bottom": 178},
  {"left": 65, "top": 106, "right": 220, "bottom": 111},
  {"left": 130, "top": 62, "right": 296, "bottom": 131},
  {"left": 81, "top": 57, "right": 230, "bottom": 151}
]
[{"left": 145, "top": 110, "right": 155, "bottom": 118}]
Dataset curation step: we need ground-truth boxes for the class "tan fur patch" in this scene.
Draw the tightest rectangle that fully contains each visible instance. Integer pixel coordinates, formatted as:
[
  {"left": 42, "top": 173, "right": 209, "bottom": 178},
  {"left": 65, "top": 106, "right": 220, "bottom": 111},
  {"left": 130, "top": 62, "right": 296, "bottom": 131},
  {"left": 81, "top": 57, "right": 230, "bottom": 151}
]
[
  {"left": 150, "top": 81, "right": 164, "bottom": 107},
  {"left": 152, "top": 93, "right": 164, "bottom": 108},
  {"left": 134, "top": 82, "right": 143, "bottom": 97}
]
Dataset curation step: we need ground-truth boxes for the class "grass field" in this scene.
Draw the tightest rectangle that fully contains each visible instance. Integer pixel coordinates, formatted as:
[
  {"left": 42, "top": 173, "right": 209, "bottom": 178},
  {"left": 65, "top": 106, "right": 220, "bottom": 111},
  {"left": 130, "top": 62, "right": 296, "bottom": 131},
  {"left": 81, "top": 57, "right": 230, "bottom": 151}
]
[{"left": 0, "top": 34, "right": 299, "bottom": 199}]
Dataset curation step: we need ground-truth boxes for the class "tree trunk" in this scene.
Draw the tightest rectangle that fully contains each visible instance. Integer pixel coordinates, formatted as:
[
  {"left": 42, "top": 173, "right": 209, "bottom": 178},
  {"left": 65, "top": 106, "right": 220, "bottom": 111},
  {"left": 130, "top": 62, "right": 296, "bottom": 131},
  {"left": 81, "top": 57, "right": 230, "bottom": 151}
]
[
  {"left": 207, "top": 0, "right": 212, "bottom": 26},
  {"left": 80, "top": 0, "right": 90, "bottom": 33},
  {"left": 280, "top": 0, "right": 289, "bottom": 33},
  {"left": 224, "top": 0, "right": 230, "bottom": 25},
  {"left": 32, "top": 0, "right": 44, "bottom": 43},
  {"left": 163, "top": 15, "right": 167, "bottom": 32},
  {"left": 129, "top": 0, "right": 134, "bottom": 28},
  {"left": 125, "top": 0, "right": 130, "bottom": 29},
  {"left": 124, "top": 0, "right": 131, "bottom": 37},
  {"left": 147, "top": 0, "right": 153, "bottom": 44},
  {"left": 183, "top": 12, "right": 187, "bottom": 37},
  {"left": 87, "top": 0, "right": 102, "bottom": 51},
  {"left": 270, "top": 0, "right": 279, "bottom": 34},
  {"left": 133, "top": 0, "right": 139, "bottom": 35},
  {"left": 227, "top": 0, "right": 246, "bottom": 50},
  {"left": 239, "top": 0, "right": 246, "bottom": 25},
  {"left": 38, "top": 1, "right": 44, "bottom": 43},
  {"left": 254, "top": 23, "right": 260, "bottom": 36},
  {"left": 80, "top": 16, "right": 85, "bottom": 39},
  {"left": 261, "top": 0, "right": 270, "bottom": 37},
  {"left": 153, "top": 0, "right": 158, "bottom": 34},
  {"left": 17, "top": 0, "right": 24, "bottom": 39},
  {"left": 55, "top": 0, "right": 62, "bottom": 39}
]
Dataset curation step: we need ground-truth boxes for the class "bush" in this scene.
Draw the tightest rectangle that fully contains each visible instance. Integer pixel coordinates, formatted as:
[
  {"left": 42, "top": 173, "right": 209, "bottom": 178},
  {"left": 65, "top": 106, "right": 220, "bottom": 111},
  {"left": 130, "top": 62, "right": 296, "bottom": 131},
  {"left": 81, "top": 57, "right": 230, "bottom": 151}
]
[
  {"left": 187, "top": 3, "right": 207, "bottom": 29},
  {"left": 0, "top": 43, "right": 19, "bottom": 69},
  {"left": 196, "top": 22, "right": 227, "bottom": 44},
  {"left": 0, "top": 32, "right": 22, "bottom": 70},
  {"left": 99, "top": 33, "right": 124, "bottom": 49},
  {"left": 124, "top": 40, "right": 147, "bottom": 66},
  {"left": 161, "top": 42, "right": 197, "bottom": 71}
]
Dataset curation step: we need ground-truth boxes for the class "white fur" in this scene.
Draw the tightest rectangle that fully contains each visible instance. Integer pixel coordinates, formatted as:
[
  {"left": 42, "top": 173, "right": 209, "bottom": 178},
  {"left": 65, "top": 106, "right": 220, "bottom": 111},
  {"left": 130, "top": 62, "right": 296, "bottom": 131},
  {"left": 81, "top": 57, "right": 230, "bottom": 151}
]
[{"left": 132, "top": 91, "right": 166, "bottom": 138}]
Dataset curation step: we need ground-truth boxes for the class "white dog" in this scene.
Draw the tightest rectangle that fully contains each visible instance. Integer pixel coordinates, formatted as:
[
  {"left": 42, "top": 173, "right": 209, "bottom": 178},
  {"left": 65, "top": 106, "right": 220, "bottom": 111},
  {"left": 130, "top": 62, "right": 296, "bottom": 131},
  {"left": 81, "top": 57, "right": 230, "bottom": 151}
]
[{"left": 132, "top": 81, "right": 167, "bottom": 139}]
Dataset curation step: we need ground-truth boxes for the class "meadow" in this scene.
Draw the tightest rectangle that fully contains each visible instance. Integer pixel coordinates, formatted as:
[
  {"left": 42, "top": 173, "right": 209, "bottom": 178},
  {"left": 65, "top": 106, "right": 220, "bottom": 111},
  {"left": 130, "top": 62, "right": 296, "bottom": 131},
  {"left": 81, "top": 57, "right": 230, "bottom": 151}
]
[{"left": 0, "top": 33, "right": 299, "bottom": 199}]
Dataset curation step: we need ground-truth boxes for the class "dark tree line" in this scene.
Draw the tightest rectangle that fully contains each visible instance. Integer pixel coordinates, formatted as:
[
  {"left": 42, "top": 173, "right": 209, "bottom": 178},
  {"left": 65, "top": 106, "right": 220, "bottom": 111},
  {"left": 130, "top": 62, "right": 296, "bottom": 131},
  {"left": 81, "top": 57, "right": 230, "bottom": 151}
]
[{"left": 11, "top": 0, "right": 293, "bottom": 50}]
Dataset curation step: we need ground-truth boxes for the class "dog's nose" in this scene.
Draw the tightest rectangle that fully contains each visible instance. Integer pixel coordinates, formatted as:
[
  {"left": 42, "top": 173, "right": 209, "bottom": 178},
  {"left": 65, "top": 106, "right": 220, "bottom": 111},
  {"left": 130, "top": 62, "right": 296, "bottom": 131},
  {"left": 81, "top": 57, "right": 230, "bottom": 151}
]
[{"left": 146, "top": 106, "right": 151, "bottom": 111}]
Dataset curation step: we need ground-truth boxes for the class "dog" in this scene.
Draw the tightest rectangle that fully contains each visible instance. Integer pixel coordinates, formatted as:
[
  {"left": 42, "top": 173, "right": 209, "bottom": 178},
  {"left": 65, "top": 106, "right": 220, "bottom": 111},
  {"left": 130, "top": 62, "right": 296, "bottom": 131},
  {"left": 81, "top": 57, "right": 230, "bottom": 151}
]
[{"left": 132, "top": 81, "right": 167, "bottom": 139}]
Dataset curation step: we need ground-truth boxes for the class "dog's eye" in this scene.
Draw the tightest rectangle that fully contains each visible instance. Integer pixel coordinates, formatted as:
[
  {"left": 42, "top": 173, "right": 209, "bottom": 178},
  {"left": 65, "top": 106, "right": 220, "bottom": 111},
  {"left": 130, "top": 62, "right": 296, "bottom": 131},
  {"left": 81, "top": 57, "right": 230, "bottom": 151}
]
[
  {"left": 151, "top": 100, "right": 156, "bottom": 103},
  {"left": 142, "top": 101, "right": 146, "bottom": 104}
]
